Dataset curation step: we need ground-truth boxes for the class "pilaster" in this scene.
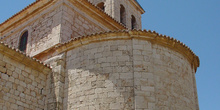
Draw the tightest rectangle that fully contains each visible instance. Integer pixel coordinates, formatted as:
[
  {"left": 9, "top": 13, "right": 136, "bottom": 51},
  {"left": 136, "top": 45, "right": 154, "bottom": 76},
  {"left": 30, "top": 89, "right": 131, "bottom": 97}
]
[{"left": 45, "top": 53, "right": 66, "bottom": 110}]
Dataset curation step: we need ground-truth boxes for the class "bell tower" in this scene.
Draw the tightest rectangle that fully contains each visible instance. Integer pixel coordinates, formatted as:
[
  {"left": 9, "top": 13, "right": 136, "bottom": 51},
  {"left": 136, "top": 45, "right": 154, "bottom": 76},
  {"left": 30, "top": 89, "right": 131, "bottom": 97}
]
[{"left": 88, "top": 0, "right": 145, "bottom": 29}]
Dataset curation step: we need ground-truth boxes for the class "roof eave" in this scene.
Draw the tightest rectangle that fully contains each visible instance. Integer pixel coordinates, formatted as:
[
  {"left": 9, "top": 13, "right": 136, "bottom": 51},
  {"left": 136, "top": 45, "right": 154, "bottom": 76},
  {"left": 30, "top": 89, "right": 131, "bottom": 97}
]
[
  {"left": 130, "top": 0, "right": 145, "bottom": 14},
  {"left": 0, "top": 0, "right": 57, "bottom": 34}
]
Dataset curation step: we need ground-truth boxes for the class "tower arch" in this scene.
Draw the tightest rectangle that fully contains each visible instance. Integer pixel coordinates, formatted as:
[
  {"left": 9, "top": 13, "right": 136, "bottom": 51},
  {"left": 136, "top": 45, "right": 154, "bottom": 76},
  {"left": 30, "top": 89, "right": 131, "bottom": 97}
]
[
  {"left": 131, "top": 15, "right": 137, "bottom": 29},
  {"left": 120, "top": 4, "right": 126, "bottom": 26}
]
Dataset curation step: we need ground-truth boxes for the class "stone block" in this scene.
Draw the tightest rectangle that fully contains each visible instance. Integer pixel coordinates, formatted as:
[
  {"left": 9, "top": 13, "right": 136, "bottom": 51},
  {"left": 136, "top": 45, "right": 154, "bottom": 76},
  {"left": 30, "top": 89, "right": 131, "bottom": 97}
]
[
  {"left": 0, "top": 60, "right": 6, "bottom": 66},
  {"left": 29, "top": 75, "right": 35, "bottom": 81},
  {"left": 133, "top": 45, "right": 144, "bottom": 50},
  {"left": 113, "top": 51, "right": 122, "bottom": 56},
  {"left": 21, "top": 71, "right": 28, "bottom": 77},
  {"left": 120, "top": 72, "right": 133, "bottom": 79},
  {"left": 3, "top": 87, "right": 9, "bottom": 92},
  {"left": 18, "top": 74, "right": 25, "bottom": 81},
  {"left": 148, "top": 102, "right": 155, "bottom": 109},
  {"left": 6, "top": 64, "right": 14, "bottom": 71},
  {"left": 15, "top": 68, "right": 21, "bottom": 74},
  {"left": 133, "top": 50, "right": 142, "bottom": 55},
  {"left": 6, "top": 70, "right": 13, "bottom": 76},
  {"left": 12, "top": 72, "right": 18, "bottom": 78},
  {"left": 16, "top": 100, "right": 24, "bottom": 106},
  {"left": 141, "top": 86, "right": 155, "bottom": 92},
  {"left": 110, "top": 103, "right": 121, "bottom": 109},
  {"left": 1, "top": 73, "right": 8, "bottom": 80},
  {"left": 117, "top": 56, "right": 130, "bottom": 62},
  {"left": 6, "top": 82, "right": 12, "bottom": 88},
  {"left": 19, "top": 81, "right": 27, "bottom": 87},
  {"left": 0, "top": 66, "right": 6, "bottom": 73},
  {"left": 135, "top": 96, "right": 148, "bottom": 109},
  {"left": 118, "top": 46, "right": 127, "bottom": 50},
  {"left": 17, "top": 86, "right": 24, "bottom": 92}
]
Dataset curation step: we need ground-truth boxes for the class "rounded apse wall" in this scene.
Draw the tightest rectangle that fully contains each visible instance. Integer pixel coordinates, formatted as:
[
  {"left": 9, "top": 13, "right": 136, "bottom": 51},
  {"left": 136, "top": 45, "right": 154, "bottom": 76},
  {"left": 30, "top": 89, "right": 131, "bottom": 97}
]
[{"left": 62, "top": 30, "right": 199, "bottom": 110}]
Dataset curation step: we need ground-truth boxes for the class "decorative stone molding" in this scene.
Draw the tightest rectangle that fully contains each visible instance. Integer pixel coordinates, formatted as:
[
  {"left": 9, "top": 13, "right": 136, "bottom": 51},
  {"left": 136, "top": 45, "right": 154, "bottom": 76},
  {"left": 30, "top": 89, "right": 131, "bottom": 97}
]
[{"left": 129, "top": 0, "right": 145, "bottom": 14}]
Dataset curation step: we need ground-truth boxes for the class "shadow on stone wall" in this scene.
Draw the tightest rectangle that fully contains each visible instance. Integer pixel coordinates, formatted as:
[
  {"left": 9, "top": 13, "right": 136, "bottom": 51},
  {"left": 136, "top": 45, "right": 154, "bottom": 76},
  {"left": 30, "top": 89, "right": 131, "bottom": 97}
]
[
  {"left": 45, "top": 54, "right": 65, "bottom": 110},
  {"left": 64, "top": 69, "right": 135, "bottom": 109},
  {"left": 63, "top": 47, "right": 135, "bottom": 109}
]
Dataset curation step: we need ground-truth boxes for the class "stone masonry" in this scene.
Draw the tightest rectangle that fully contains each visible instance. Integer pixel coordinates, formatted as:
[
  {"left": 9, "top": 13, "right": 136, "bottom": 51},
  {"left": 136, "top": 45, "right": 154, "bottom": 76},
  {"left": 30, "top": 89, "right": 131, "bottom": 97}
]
[
  {"left": 88, "top": 0, "right": 144, "bottom": 29},
  {"left": 57, "top": 31, "right": 199, "bottom": 110},
  {"left": 0, "top": 0, "right": 200, "bottom": 110},
  {"left": 0, "top": 43, "right": 51, "bottom": 110}
]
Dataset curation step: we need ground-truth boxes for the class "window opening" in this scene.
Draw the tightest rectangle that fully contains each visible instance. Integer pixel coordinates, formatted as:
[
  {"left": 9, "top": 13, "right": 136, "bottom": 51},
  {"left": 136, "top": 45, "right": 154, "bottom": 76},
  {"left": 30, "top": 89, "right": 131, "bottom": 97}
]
[
  {"left": 131, "top": 15, "right": 137, "bottom": 29},
  {"left": 19, "top": 31, "right": 28, "bottom": 52},
  {"left": 120, "top": 5, "right": 126, "bottom": 26}
]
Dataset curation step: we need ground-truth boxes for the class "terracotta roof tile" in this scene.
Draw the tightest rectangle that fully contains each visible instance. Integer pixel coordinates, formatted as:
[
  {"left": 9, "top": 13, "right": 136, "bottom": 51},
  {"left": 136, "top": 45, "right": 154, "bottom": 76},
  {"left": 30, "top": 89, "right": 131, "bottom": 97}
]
[
  {"left": 56, "top": 30, "right": 199, "bottom": 71},
  {"left": 0, "top": 42, "right": 51, "bottom": 69}
]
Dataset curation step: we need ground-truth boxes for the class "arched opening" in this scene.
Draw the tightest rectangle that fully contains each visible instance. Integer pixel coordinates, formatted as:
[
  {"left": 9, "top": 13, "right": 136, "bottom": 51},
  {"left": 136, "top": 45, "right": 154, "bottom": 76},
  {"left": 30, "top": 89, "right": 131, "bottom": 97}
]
[
  {"left": 19, "top": 31, "right": 28, "bottom": 52},
  {"left": 120, "top": 5, "right": 126, "bottom": 26},
  {"left": 97, "top": 2, "right": 105, "bottom": 11},
  {"left": 131, "top": 15, "right": 137, "bottom": 29}
]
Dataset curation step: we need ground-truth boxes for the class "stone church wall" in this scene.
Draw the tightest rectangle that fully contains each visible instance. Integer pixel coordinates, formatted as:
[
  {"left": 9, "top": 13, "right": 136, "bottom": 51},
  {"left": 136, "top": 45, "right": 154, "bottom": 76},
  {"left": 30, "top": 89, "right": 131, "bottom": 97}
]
[
  {"left": 1, "top": 1, "right": 64, "bottom": 57},
  {"left": 1, "top": 0, "right": 110, "bottom": 57},
  {"left": 64, "top": 40, "right": 134, "bottom": 109},
  {"left": 63, "top": 37, "right": 198, "bottom": 110},
  {"left": 0, "top": 49, "right": 50, "bottom": 110},
  {"left": 60, "top": 1, "right": 109, "bottom": 43},
  {"left": 132, "top": 39, "right": 198, "bottom": 110}
]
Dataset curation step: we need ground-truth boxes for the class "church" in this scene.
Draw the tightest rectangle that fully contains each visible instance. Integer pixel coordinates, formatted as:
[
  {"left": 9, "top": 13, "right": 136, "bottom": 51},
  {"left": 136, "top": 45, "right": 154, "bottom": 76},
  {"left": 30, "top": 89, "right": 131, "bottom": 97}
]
[{"left": 0, "top": 0, "right": 200, "bottom": 110}]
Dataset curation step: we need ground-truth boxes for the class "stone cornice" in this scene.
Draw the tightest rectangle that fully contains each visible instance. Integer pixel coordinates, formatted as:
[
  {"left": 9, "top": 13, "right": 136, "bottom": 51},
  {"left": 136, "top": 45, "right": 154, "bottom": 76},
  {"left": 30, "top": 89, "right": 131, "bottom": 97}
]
[
  {"left": 67, "top": 0, "right": 126, "bottom": 30},
  {"left": 0, "top": 0, "right": 56, "bottom": 34},
  {"left": 129, "top": 0, "right": 145, "bottom": 14},
  {"left": 0, "top": 0, "right": 126, "bottom": 34},
  {"left": 54, "top": 30, "right": 199, "bottom": 72},
  {"left": 0, "top": 42, "right": 51, "bottom": 74}
]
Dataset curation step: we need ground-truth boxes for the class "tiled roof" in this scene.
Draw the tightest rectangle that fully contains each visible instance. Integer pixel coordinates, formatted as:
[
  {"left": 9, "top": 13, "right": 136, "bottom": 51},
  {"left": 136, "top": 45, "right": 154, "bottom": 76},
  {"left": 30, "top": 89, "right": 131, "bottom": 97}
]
[
  {"left": 0, "top": 42, "right": 51, "bottom": 69},
  {"left": 0, "top": 0, "right": 41, "bottom": 26},
  {"left": 56, "top": 29, "right": 199, "bottom": 72}
]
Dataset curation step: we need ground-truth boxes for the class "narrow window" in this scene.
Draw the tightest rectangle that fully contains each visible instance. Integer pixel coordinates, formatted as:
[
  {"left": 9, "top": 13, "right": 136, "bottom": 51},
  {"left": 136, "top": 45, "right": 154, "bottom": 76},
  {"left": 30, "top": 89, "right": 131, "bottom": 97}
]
[
  {"left": 120, "top": 5, "right": 126, "bottom": 26},
  {"left": 19, "top": 31, "right": 28, "bottom": 52},
  {"left": 131, "top": 15, "right": 137, "bottom": 29},
  {"left": 97, "top": 2, "right": 105, "bottom": 11}
]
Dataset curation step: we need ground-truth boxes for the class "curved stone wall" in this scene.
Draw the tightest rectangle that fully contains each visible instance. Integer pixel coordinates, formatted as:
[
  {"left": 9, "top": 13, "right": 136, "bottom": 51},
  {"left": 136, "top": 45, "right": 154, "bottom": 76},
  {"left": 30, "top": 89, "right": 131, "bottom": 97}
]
[
  {"left": 64, "top": 39, "right": 135, "bottom": 109},
  {"left": 61, "top": 31, "right": 199, "bottom": 110}
]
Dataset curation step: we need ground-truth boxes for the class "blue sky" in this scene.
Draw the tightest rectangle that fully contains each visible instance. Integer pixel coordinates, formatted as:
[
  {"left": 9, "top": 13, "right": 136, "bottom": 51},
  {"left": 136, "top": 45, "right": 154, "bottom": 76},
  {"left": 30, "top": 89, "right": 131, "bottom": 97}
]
[
  {"left": 137, "top": 1, "right": 220, "bottom": 110},
  {"left": 0, "top": 0, "right": 219, "bottom": 110}
]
